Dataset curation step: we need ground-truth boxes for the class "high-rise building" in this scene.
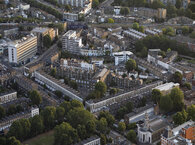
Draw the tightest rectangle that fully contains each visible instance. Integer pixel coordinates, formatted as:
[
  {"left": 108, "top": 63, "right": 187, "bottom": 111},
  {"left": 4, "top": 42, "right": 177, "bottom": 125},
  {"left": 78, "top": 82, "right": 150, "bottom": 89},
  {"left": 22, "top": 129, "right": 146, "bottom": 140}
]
[
  {"left": 62, "top": 30, "right": 83, "bottom": 54},
  {"left": 8, "top": 34, "right": 37, "bottom": 64}
]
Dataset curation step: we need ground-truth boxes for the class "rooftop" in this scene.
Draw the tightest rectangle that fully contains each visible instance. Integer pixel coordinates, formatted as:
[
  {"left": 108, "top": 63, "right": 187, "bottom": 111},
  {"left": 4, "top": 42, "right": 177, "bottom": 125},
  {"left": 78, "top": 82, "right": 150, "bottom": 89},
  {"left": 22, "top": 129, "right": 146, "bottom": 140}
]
[
  {"left": 31, "top": 27, "right": 49, "bottom": 33},
  {"left": 154, "top": 82, "right": 179, "bottom": 92}
]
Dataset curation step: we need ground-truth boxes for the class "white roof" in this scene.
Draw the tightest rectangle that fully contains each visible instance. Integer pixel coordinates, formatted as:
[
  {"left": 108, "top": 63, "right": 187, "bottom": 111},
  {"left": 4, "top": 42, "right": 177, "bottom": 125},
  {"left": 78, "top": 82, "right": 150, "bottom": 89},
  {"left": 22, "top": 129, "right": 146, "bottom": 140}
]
[
  {"left": 113, "top": 51, "right": 133, "bottom": 56},
  {"left": 154, "top": 82, "right": 179, "bottom": 91},
  {"left": 172, "top": 120, "right": 194, "bottom": 135}
]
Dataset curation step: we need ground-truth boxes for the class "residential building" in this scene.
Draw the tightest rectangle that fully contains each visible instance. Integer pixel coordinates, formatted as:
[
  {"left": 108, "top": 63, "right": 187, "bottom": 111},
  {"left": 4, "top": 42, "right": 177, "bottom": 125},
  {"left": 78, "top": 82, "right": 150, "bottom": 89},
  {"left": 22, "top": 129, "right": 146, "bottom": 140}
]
[
  {"left": 58, "top": 0, "right": 87, "bottom": 7},
  {"left": 60, "top": 58, "right": 95, "bottom": 71},
  {"left": 32, "top": 27, "right": 58, "bottom": 49},
  {"left": 157, "top": 8, "right": 167, "bottom": 19},
  {"left": 0, "top": 107, "right": 39, "bottom": 131},
  {"left": 19, "top": 4, "right": 30, "bottom": 10},
  {"left": 91, "top": 58, "right": 104, "bottom": 66},
  {"left": 0, "top": 91, "right": 17, "bottom": 104},
  {"left": 161, "top": 121, "right": 194, "bottom": 145},
  {"left": 113, "top": 51, "right": 133, "bottom": 65},
  {"left": 153, "top": 82, "right": 180, "bottom": 95},
  {"left": 62, "top": 30, "right": 83, "bottom": 54},
  {"left": 63, "top": 12, "right": 79, "bottom": 21},
  {"left": 75, "top": 135, "right": 100, "bottom": 145},
  {"left": 34, "top": 70, "right": 83, "bottom": 102},
  {"left": 160, "top": 0, "right": 190, "bottom": 9},
  {"left": 8, "top": 34, "right": 37, "bottom": 64},
  {"left": 137, "top": 114, "right": 168, "bottom": 144}
]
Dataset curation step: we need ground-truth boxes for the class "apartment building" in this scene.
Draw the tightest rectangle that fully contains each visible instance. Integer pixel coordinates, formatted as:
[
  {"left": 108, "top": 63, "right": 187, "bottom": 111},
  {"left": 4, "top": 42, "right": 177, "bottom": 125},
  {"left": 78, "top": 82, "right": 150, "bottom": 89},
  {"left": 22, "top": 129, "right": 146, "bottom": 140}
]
[
  {"left": 75, "top": 136, "right": 101, "bottom": 145},
  {"left": 0, "top": 91, "right": 17, "bottom": 104},
  {"left": 32, "top": 27, "right": 58, "bottom": 49},
  {"left": 0, "top": 107, "right": 39, "bottom": 131},
  {"left": 60, "top": 58, "right": 95, "bottom": 71},
  {"left": 62, "top": 30, "right": 83, "bottom": 54},
  {"left": 58, "top": 0, "right": 86, "bottom": 7},
  {"left": 8, "top": 34, "right": 37, "bottom": 64},
  {"left": 113, "top": 51, "right": 133, "bottom": 66},
  {"left": 63, "top": 12, "right": 79, "bottom": 21},
  {"left": 160, "top": 0, "right": 190, "bottom": 9}
]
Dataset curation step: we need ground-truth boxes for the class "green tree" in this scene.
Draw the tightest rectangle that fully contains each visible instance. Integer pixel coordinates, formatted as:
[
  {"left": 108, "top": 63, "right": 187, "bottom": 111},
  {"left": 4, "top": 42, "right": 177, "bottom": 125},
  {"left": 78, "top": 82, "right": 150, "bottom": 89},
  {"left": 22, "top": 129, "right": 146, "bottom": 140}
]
[
  {"left": 182, "top": 26, "right": 189, "bottom": 35},
  {"left": 50, "top": 68, "right": 57, "bottom": 77},
  {"left": 97, "top": 117, "right": 108, "bottom": 133},
  {"left": 127, "top": 130, "right": 136, "bottom": 143},
  {"left": 70, "top": 80, "right": 78, "bottom": 90},
  {"left": 187, "top": 105, "right": 195, "bottom": 121},
  {"left": 120, "top": 7, "right": 130, "bottom": 15},
  {"left": 77, "top": 124, "right": 87, "bottom": 140},
  {"left": 118, "top": 122, "right": 126, "bottom": 132},
  {"left": 110, "top": 88, "right": 117, "bottom": 95},
  {"left": 56, "top": 106, "right": 65, "bottom": 123},
  {"left": 29, "top": 90, "right": 42, "bottom": 105},
  {"left": 86, "top": 120, "right": 96, "bottom": 135},
  {"left": 100, "top": 134, "right": 107, "bottom": 145},
  {"left": 0, "top": 106, "right": 5, "bottom": 119},
  {"left": 41, "top": 106, "right": 56, "bottom": 129},
  {"left": 170, "top": 88, "right": 184, "bottom": 111},
  {"left": 0, "top": 137, "right": 6, "bottom": 145},
  {"left": 99, "top": 111, "right": 115, "bottom": 127},
  {"left": 126, "top": 101, "right": 133, "bottom": 112},
  {"left": 7, "top": 105, "right": 17, "bottom": 115},
  {"left": 95, "top": 81, "right": 107, "bottom": 96},
  {"left": 125, "top": 59, "right": 137, "bottom": 73},
  {"left": 173, "top": 71, "right": 183, "bottom": 84},
  {"left": 127, "top": 122, "right": 137, "bottom": 130},
  {"left": 108, "top": 18, "right": 114, "bottom": 23},
  {"left": 183, "top": 82, "right": 192, "bottom": 90},
  {"left": 64, "top": 4, "right": 71, "bottom": 12},
  {"left": 175, "top": 0, "right": 181, "bottom": 9},
  {"left": 43, "top": 34, "right": 52, "bottom": 48},
  {"left": 54, "top": 90, "right": 63, "bottom": 98},
  {"left": 30, "top": 115, "right": 44, "bottom": 136},
  {"left": 7, "top": 137, "right": 22, "bottom": 145},
  {"left": 160, "top": 95, "right": 173, "bottom": 113},
  {"left": 139, "top": 26, "right": 144, "bottom": 33},
  {"left": 92, "top": 0, "right": 99, "bottom": 8},
  {"left": 173, "top": 112, "right": 185, "bottom": 125},
  {"left": 54, "top": 122, "right": 78, "bottom": 145},
  {"left": 132, "top": 22, "right": 139, "bottom": 31},
  {"left": 152, "top": 89, "right": 162, "bottom": 104}
]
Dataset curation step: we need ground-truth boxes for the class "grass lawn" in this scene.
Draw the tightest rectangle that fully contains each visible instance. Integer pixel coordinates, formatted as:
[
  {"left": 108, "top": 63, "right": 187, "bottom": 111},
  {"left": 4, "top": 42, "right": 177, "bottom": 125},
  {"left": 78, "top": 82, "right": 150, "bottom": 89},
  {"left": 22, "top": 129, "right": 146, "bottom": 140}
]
[{"left": 23, "top": 131, "right": 54, "bottom": 145}]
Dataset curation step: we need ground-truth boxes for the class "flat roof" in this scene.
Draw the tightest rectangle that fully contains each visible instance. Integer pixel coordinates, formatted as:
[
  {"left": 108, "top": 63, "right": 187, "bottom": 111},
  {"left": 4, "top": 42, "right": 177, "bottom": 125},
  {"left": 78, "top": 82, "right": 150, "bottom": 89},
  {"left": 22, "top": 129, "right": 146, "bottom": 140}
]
[{"left": 154, "top": 82, "right": 179, "bottom": 91}]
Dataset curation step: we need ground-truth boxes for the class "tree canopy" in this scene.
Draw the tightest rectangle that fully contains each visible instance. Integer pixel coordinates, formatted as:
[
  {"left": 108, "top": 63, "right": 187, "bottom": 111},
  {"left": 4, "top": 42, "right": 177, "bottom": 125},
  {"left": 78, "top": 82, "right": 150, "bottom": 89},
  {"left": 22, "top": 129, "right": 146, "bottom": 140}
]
[{"left": 125, "top": 59, "right": 137, "bottom": 73}]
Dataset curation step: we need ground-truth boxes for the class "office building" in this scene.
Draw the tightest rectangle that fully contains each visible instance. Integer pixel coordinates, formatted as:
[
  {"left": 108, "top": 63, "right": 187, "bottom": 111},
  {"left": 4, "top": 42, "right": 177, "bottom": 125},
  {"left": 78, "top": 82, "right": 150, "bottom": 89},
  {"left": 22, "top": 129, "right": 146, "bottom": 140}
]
[
  {"left": 8, "top": 34, "right": 37, "bottom": 64},
  {"left": 62, "top": 30, "right": 83, "bottom": 54}
]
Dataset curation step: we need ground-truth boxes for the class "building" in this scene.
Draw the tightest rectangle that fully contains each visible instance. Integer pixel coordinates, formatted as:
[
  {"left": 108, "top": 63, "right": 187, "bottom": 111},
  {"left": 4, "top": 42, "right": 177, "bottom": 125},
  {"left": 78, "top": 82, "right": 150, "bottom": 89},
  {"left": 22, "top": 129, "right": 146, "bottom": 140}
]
[
  {"left": 161, "top": 121, "right": 194, "bottom": 145},
  {"left": 62, "top": 30, "right": 83, "bottom": 54},
  {"left": 8, "top": 34, "right": 37, "bottom": 64},
  {"left": 0, "top": 107, "right": 39, "bottom": 131},
  {"left": 34, "top": 70, "right": 83, "bottom": 102},
  {"left": 19, "top": 4, "right": 30, "bottom": 10},
  {"left": 60, "top": 58, "right": 95, "bottom": 71},
  {"left": 124, "top": 104, "right": 155, "bottom": 124},
  {"left": 137, "top": 114, "right": 168, "bottom": 144},
  {"left": 75, "top": 135, "right": 101, "bottom": 145},
  {"left": 160, "top": 0, "right": 190, "bottom": 9},
  {"left": 63, "top": 12, "right": 78, "bottom": 21},
  {"left": 153, "top": 82, "right": 180, "bottom": 95},
  {"left": 58, "top": 0, "right": 87, "bottom": 7},
  {"left": 113, "top": 51, "right": 133, "bottom": 65},
  {"left": 0, "top": 91, "right": 17, "bottom": 104},
  {"left": 91, "top": 58, "right": 104, "bottom": 66},
  {"left": 32, "top": 27, "right": 58, "bottom": 49},
  {"left": 157, "top": 8, "right": 167, "bottom": 19}
]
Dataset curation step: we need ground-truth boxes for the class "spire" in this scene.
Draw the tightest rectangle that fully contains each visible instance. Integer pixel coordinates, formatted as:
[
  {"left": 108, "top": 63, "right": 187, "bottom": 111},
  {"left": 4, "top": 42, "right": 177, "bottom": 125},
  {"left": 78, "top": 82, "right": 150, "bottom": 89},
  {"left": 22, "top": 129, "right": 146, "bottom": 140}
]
[{"left": 143, "top": 112, "right": 149, "bottom": 130}]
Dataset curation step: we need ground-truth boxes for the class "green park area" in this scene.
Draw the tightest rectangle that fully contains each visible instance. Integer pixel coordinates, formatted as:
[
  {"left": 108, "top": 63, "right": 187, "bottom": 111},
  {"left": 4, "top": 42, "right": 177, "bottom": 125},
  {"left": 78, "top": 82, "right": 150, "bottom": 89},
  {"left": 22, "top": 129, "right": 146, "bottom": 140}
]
[{"left": 23, "top": 131, "right": 54, "bottom": 145}]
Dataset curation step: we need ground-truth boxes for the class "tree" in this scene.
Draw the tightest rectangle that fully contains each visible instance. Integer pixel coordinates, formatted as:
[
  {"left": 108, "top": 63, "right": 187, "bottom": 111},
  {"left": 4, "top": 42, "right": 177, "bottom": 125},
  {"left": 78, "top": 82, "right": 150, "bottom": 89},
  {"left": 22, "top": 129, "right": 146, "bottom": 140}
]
[
  {"left": 0, "top": 106, "right": 5, "bottom": 119},
  {"left": 29, "top": 90, "right": 42, "bottom": 105},
  {"left": 86, "top": 120, "right": 96, "bottom": 135},
  {"left": 118, "top": 122, "right": 126, "bottom": 132},
  {"left": 7, "top": 105, "right": 17, "bottom": 115},
  {"left": 64, "top": 4, "right": 71, "bottom": 12},
  {"left": 20, "top": 119, "right": 31, "bottom": 139},
  {"left": 160, "top": 95, "right": 173, "bottom": 113},
  {"left": 127, "top": 130, "right": 136, "bottom": 143},
  {"left": 110, "top": 88, "right": 117, "bottom": 95},
  {"left": 54, "top": 90, "right": 63, "bottom": 98},
  {"left": 41, "top": 106, "right": 56, "bottom": 129},
  {"left": 43, "top": 34, "right": 52, "bottom": 48},
  {"left": 152, "top": 89, "right": 162, "bottom": 104},
  {"left": 97, "top": 117, "right": 108, "bottom": 133},
  {"left": 120, "top": 7, "right": 130, "bottom": 15},
  {"left": 95, "top": 81, "right": 107, "bottom": 96},
  {"left": 54, "top": 122, "right": 78, "bottom": 145},
  {"left": 127, "top": 122, "right": 137, "bottom": 130},
  {"left": 30, "top": 115, "right": 44, "bottom": 136},
  {"left": 173, "top": 112, "right": 186, "bottom": 125},
  {"left": 100, "top": 134, "right": 107, "bottom": 145},
  {"left": 175, "top": 0, "right": 181, "bottom": 9},
  {"left": 50, "top": 68, "right": 57, "bottom": 77},
  {"left": 77, "top": 124, "right": 87, "bottom": 140},
  {"left": 56, "top": 106, "right": 65, "bottom": 123},
  {"left": 7, "top": 137, "right": 22, "bottom": 145},
  {"left": 187, "top": 105, "right": 195, "bottom": 121},
  {"left": 182, "top": 26, "right": 189, "bottom": 35},
  {"left": 99, "top": 111, "right": 115, "bottom": 127},
  {"left": 108, "top": 18, "right": 114, "bottom": 23},
  {"left": 183, "top": 82, "right": 192, "bottom": 90},
  {"left": 132, "top": 22, "right": 139, "bottom": 31},
  {"left": 125, "top": 59, "right": 136, "bottom": 73},
  {"left": 70, "top": 99, "right": 84, "bottom": 108},
  {"left": 92, "top": 0, "right": 99, "bottom": 8},
  {"left": 126, "top": 101, "right": 133, "bottom": 112},
  {"left": 170, "top": 88, "right": 184, "bottom": 111},
  {"left": 139, "top": 26, "right": 144, "bottom": 33},
  {"left": 69, "top": 80, "right": 78, "bottom": 90},
  {"left": 173, "top": 71, "right": 183, "bottom": 84}
]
